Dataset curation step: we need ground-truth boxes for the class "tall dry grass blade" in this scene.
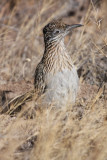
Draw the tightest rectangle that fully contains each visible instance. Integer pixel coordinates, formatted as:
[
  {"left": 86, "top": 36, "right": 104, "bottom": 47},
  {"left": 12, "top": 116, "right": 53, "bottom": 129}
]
[{"left": 0, "top": 89, "right": 36, "bottom": 115}]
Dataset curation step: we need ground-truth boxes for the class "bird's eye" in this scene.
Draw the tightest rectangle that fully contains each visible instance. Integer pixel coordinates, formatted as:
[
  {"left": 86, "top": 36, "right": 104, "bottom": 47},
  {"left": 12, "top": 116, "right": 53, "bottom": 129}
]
[{"left": 54, "top": 30, "right": 60, "bottom": 34}]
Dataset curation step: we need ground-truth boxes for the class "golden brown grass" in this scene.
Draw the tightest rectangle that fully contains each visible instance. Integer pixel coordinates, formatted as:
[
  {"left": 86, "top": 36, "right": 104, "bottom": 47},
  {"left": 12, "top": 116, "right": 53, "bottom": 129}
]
[{"left": 0, "top": 0, "right": 107, "bottom": 160}]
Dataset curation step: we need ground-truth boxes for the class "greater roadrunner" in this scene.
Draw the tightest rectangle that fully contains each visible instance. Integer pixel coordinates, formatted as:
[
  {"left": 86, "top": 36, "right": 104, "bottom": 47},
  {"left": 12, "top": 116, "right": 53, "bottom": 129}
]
[{"left": 1, "top": 20, "right": 83, "bottom": 114}]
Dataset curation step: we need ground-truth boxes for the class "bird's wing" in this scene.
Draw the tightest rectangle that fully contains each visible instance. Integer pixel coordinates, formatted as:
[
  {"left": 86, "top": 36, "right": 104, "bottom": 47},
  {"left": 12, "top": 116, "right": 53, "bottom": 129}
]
[{"left": 34, "top": 62, "right": 46, "bottom": 95}]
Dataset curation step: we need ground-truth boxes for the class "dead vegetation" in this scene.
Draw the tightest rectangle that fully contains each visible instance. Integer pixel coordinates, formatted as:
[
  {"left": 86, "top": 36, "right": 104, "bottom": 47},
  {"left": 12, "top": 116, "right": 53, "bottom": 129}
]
[{"left": 0, "top": 0, "right": 107, "bottom": 160}]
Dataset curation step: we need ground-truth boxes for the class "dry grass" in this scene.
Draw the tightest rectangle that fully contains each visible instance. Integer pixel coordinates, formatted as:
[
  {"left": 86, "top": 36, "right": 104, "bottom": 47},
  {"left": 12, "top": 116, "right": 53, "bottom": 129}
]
[{"left": 0, "top": 0, "right": 107, "bottom": 160}]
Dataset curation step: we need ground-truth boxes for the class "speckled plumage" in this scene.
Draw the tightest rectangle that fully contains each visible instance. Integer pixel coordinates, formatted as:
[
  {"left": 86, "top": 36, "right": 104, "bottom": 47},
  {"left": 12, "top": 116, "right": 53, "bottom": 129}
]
[
  {"left": 1, "top": 20, "right": 83, "bottom": 114},
  {"left": 34, "top": 20, "right": 83, "bottom": 107}
]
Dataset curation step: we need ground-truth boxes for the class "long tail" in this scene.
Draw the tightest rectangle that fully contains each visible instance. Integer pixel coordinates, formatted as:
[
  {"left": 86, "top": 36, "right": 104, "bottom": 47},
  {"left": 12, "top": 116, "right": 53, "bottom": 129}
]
[{"left": 0, "top": 90, "right": 36, "bottom": 115}]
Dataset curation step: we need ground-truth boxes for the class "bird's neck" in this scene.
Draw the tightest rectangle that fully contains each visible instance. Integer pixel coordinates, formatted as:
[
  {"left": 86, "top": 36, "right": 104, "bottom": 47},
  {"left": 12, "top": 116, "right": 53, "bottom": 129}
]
[
  {"left": 44, "top": 39, "right": 66, "bottom": 56},
  {"left": 43, "top": 39, "right": 73, "bottom": 73}
]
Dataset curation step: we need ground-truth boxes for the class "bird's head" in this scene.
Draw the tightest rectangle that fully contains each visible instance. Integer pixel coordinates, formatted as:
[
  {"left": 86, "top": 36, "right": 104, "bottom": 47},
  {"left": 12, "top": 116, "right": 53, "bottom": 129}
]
[{"left": 43, "top": 20, "right": 83, "bottom": 43}]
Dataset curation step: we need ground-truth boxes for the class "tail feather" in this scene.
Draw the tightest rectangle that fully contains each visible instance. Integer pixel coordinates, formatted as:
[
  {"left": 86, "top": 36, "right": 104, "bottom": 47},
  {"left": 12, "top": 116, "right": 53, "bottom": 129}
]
[{"left": 0, "top": 90, "right": 36, "bottom": 115}]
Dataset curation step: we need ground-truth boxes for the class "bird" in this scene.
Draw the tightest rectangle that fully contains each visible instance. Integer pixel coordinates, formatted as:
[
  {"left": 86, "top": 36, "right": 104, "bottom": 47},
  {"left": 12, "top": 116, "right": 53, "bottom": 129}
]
[{"left": 1, "top": 20, "right": 83, "bottom": 114}]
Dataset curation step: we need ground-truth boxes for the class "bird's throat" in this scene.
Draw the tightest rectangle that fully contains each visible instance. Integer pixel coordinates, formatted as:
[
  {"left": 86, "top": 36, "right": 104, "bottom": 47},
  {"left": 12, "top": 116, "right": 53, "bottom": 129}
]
[{"left": 43, "top": 40, "right": 73, "bottom": 73}]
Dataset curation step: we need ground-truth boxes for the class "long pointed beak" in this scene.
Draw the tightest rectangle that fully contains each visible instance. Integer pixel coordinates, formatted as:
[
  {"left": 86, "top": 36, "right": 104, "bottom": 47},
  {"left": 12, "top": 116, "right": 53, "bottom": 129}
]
[
  {"left": 66, "top": 24, "right": 83, "bottom": 32},
  {"left": 70, "top": 24, "right": 83, "bottom": 29},
  {"left": 63, "top": 24, "right": 83, "bottom": 37}
]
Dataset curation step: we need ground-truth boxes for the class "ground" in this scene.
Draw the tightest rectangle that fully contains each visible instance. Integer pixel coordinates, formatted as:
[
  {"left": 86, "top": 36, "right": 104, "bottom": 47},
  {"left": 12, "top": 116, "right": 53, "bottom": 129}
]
[{"left": 0, "top": 0, "right": 107, "bottom": 160}]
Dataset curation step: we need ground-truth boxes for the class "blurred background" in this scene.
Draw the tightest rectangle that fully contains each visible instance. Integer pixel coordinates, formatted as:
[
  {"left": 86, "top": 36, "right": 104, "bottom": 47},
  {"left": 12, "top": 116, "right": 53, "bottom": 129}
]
[
  {"left": 0, "top": 1, "right": 107, "bottom": 160},
  {"left": 0, "top": 0, "right": 106, "bottom": 86}
]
